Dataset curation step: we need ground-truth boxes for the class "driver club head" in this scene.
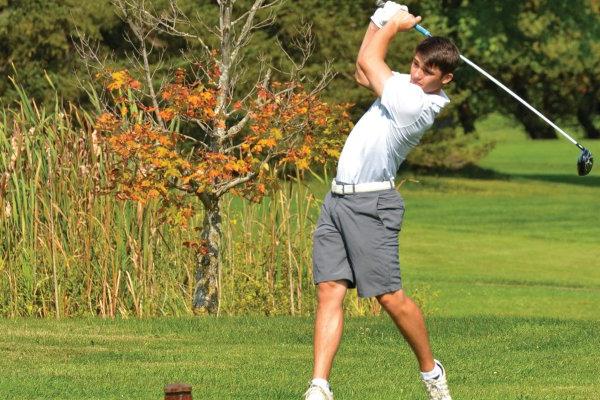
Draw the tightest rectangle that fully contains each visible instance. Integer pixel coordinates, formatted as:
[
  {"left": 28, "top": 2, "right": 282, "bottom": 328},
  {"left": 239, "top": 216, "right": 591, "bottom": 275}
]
[{"left": 577, "top": 148, "right": 593, "bottom": 176}]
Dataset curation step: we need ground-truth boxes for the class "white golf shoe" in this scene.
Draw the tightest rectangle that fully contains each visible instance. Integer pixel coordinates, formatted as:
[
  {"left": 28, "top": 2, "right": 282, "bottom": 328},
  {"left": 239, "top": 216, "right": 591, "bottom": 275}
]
[
  {"left": 303, "top": 384, "right": 333, "bottom": 400},
  {"left": 421, "top": 360, "right": 452, "bottom": 400}
]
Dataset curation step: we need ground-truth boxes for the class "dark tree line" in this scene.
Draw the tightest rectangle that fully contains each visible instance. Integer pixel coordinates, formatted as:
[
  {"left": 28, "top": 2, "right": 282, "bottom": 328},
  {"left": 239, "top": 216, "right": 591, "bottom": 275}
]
[{"left": 1, "top": 0, "right": 599, "bottom": 139}]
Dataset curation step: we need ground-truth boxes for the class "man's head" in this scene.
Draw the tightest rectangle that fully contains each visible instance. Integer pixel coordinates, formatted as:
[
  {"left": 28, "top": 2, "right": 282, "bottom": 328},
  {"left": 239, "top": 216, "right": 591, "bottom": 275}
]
[{"left": 410, "top": 36, "right": 460, "bottom": 93}]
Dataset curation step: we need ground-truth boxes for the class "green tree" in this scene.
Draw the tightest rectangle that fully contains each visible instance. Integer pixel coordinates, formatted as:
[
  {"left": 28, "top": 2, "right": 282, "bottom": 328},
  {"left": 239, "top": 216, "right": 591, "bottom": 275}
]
[
  {"left": 91, "top": 0, "right": 351, "bottom": 314},
  {"left": 0, "top": 0, "right": 121, "bottom": 104},
  {"left": 417, "top": 0, "right": 600, "bottom": 139}
]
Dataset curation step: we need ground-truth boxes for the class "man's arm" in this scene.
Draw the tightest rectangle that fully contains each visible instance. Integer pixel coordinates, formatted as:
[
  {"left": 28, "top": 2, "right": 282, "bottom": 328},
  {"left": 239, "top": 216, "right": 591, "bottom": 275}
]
[
  {"left": 355, "top": 22, "right": 380, "bottom": 90},
  {"left": 357, "top": 11, "right": 421, "bottom": 97}
]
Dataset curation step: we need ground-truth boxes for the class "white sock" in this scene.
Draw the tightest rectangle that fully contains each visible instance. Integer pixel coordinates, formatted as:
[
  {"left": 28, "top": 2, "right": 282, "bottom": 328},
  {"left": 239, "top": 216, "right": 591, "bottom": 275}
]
[
  {"left": 421, "top": 362, "right": 443, "bottom": 380},
  {"left": 310, "top": 378, "right": 331, "bottom": 392}
]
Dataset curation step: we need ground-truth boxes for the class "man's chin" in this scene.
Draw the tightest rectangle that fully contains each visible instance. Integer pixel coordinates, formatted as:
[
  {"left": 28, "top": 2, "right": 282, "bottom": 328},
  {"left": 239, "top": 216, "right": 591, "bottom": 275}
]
[{"left": 423, "top": 86, "right": 442, "bottom": 94}]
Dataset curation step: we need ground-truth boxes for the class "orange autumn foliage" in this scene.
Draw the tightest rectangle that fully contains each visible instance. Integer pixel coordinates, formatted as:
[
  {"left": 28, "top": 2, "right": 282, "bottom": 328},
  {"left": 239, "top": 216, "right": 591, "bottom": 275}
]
[
  {"left": 102, "top": 70, "right": 142, "bottom": 92},
  {"left": 94, "top": 67, "right": 353, "bottom": 227}
]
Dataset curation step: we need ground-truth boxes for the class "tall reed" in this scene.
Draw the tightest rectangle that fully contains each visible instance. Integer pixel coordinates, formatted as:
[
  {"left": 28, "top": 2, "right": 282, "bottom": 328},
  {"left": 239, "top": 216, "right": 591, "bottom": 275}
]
[
  {"left": 0, "top": 88, "right": 197, "bottom": 317},
  {"left": 0, "top": 91, "right": 409, "bottom": 318}
]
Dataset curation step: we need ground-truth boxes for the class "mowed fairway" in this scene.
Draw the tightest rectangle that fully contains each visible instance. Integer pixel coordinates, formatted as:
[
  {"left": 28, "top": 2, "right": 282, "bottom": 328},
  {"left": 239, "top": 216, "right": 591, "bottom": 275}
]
[
  {"left": 0, "top": 316, "right": 598, "bottom": 399},
  {"left": 1, "top": 119, "right": 599, "bottom": 399}
]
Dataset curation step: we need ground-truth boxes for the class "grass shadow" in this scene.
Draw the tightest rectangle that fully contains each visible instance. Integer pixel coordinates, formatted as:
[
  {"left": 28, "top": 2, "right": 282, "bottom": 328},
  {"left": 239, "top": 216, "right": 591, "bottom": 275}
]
[
  {"left": 404, "top": 164, "right": 600, "bottom": 188},
  {"left": 510, "top": 173, "right": 600, "bottom": 188},
  {"left": 403, "top": 163, "right": 511, "bottom": 180}
]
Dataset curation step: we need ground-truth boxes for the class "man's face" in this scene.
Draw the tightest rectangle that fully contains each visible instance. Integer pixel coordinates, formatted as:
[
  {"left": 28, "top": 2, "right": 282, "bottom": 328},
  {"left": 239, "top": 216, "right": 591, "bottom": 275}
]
[{"left": 410, "top": 54, "right": 453, "bottom": 94}]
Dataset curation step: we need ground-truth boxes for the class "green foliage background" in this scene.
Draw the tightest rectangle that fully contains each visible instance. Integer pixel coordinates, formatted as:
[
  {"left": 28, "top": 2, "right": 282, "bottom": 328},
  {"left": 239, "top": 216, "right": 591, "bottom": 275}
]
[{"left": 1, "top": 0, "right": 599, "bottom": 140}]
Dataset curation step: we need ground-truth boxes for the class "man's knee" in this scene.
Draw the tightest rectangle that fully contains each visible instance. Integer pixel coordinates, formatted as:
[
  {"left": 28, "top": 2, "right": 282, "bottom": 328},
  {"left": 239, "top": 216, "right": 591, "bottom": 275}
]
[
  {"left": 317, "top": 280, "right": 348, "bottom": 306},
  {"left": 376, "top": 289, "right": 409, "bottom": 312}
]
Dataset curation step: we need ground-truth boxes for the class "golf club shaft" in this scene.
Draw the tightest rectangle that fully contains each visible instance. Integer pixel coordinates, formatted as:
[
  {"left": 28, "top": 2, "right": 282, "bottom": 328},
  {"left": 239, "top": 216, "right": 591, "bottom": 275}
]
[{"left": 414, "top": 24, "right": 582, "bottom": 149}]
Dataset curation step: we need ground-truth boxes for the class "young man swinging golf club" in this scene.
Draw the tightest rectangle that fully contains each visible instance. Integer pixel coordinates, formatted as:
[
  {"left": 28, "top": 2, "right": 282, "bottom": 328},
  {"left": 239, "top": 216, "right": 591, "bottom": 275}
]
[{"left": 304, "top": 2, "right": 459, "bottom": 400}]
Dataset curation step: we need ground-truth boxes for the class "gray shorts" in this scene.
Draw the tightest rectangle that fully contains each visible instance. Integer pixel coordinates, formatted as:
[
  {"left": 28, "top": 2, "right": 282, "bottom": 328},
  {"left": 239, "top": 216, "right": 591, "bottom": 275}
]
[{"left": 312, "top": 188, "right": 405, "bottom": 298}]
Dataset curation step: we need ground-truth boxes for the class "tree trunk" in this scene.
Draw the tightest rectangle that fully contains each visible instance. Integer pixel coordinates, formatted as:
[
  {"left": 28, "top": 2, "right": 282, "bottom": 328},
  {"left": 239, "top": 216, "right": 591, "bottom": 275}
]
[
  {"left": 515, "top": 106, "right": 557, "bottom": 139},
  {"left": 458, "top": 101, "right": 476, "bottom": 134},
  {"left": 577, "top": 93, "right": 600, "bottom": 139},
  {"left": 508, "top": 79, "right": 557, "bottom": 139},
  {"left": 193, "top": 193, "right": 221, "bottom": 314}
]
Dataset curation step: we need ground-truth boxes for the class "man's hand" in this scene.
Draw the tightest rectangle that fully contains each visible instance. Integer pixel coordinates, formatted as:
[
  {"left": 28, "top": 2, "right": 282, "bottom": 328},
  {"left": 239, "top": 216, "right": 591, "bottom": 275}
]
[
  {"left": 370, "top": 1, "right": 408, "bottom": 29},
  {"left": 388, "top": 10, "right": 422, "bottom": 33}
]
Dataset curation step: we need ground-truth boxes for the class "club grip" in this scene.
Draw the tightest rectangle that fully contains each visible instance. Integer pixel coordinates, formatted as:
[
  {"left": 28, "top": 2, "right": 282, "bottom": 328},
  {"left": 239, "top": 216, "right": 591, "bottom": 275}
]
[{"left": 414, "top": 24, "right": 432, "bottom": 37}]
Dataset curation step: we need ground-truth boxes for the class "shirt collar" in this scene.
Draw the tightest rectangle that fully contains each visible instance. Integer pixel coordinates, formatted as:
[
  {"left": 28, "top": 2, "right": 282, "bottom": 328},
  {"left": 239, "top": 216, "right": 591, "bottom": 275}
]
[{"left": 428, "top": 89, "right": 450, "bottom": 111}]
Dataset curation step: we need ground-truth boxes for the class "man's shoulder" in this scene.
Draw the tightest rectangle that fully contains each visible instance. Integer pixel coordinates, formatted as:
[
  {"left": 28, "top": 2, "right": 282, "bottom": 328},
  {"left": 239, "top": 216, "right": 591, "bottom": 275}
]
[
  {"left": 380, "top": 74, "right": 426, "bottom": 126},
  {"left": 379, "top": 73, "right": 451, "bottom": 126},
  {"left": 383, "top": 73, "right": 422, "bottom": 99},
  {"left": 389, "top": 72, "right": 450, "bottom": 103},
  {"left": 389, "top": 72, "right": 413, "bottom": 89},
  {"left": 391, "top": 71, "right": 410, "bottom": 80},
  {"left": 428, "top": 90, "right": 450, "bottom": 111}
]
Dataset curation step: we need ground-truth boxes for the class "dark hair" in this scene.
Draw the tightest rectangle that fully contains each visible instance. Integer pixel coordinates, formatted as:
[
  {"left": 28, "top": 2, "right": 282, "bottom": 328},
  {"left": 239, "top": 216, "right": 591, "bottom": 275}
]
[{"left": 415, "top": 36, "right": 460, "bottom": 75}]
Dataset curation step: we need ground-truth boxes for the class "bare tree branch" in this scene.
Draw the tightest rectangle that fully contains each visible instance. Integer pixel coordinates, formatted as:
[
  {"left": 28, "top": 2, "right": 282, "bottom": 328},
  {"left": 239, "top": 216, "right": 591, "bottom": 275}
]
[
  {"left": 72, "top": 27, "right": 115, "bottom": 113},
  {"left": 214, "top": 171, "right": 257, "bottom": 197},
  {"left": 72, "top": 26, "right": 109, "bottom": 75},
  {"left": 213, "top": 0, "right": 234, "bottom": 140},
  {"left": 275, "top": 20, "right": 316, "bottom": 83},
  {"left": 235, "top": 55, "right": 271, "bottom": 106},
  {"left": 309, "top": 60, "right": 336, "bottom": 97},
  {"left": 145, "top": 0, "right": 215, "bottom": 59},
  {"left": 230, "top": 0, "right": 283, "bottom": 65},
  {"left": 113, "top": 0, "right": 167, "bottom": 130},
  {"left": 213, "top": 151, "right": 283, "bottom": 198},
  {"left": 221, "top": 67, "right": 272, "bottom": 143},
  {"left": 222, "top": 112, "right": 251, "bottom": 142},
  {"left": 222, "top": 141, "right": 245, "bottom": 154},
  {"left": 182, "top": 52, "right": 213, "bottom": 85}
]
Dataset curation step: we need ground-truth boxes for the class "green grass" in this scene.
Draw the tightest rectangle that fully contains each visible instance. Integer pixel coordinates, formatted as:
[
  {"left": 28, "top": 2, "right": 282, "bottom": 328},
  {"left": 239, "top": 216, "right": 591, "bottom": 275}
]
[
  {"left": 395, "top": 115, "right": 600, "bottom": 323},
  {"left": 2, "top": 114, "right": 600, "bottom": 398},
  {"left": 1, "top": 316, "right": 598, "bottom": 399}
]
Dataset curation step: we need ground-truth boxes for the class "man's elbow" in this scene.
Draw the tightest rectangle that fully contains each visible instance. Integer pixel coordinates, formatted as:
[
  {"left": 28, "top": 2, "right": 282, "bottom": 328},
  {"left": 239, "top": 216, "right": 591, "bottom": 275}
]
[
  {"left": 354, "top": 69, "right": 363, "bottom": 84},
  {"left": 354, "top": 68, "right": 370, "bottom": 88},
  {"left": 357, "top": 54, "right": 369, "bottom": 71}
]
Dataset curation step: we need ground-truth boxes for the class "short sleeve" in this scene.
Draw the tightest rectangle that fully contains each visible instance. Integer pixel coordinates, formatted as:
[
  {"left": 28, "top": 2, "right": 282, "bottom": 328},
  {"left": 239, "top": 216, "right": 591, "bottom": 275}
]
[{"left": 380, "top": 73, "right": 426, "bottom": 127}]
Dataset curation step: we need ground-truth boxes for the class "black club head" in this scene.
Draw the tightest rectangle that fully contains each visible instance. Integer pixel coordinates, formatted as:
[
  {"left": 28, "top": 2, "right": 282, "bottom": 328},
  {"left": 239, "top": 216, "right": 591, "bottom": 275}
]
[{"left": 577, "top": 148, "right": 593, "bottom": 176}]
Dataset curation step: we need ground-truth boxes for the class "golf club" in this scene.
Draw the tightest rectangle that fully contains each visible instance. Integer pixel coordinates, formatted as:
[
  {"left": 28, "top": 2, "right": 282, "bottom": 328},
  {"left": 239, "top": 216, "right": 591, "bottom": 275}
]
[{"left": 375, "top": 1, "right": 594, "bottom": 176}]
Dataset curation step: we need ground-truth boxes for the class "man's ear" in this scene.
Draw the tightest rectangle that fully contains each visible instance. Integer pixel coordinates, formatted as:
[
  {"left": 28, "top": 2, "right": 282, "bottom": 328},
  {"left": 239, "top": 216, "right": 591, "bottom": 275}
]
[{"left": 441, "top": 73, "right": 454, "bottom": 85}]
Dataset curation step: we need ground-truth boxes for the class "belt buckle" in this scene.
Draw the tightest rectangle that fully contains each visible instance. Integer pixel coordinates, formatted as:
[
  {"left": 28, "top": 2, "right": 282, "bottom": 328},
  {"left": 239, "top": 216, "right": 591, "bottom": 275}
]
[
  {"left": 337, "top": 182, "right": 356, "bottom": 195},
  {"left": 343, "top": 183, "right": 355, "bottom": 194}
]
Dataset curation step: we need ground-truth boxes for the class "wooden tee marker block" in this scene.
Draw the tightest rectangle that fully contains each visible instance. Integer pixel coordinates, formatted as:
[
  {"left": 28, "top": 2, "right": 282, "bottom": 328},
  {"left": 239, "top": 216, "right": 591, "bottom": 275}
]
[{"left": 164, "top": 383, "right": 192, "bottom": 400}]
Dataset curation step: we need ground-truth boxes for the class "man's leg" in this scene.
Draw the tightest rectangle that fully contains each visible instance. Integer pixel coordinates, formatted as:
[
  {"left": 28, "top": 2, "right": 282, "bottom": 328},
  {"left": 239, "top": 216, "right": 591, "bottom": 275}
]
[
  {"left": 312, "top": 280, "right": 348, "bottom": 380},
  {"left": 376, "top": 289, "right": 434, "bottom": 372}
]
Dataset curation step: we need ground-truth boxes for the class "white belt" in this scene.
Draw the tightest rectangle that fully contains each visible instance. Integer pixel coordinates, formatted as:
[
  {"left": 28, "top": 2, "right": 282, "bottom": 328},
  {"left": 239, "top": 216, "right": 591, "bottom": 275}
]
[{"left": 331, "top": 179, "right": 394, "bottom": 194}]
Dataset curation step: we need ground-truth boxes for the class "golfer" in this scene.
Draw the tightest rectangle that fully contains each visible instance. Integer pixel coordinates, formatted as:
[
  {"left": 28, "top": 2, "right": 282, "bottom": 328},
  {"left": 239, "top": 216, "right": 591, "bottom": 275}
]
[{"left": 304, "top": 3, "right": 459, "bottom": 400}]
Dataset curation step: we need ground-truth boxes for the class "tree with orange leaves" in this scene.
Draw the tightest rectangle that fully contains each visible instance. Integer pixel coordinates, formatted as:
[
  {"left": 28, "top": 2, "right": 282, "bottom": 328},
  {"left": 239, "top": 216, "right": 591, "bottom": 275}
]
[{"left": 90, "top": 0, "right": 353, "bottom": 314}]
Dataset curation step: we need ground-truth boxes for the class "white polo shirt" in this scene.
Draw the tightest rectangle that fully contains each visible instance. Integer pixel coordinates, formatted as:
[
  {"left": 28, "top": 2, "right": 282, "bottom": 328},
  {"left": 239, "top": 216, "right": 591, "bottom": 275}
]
[{"left": 335, "top": 72, "right": 450, "bottom": 184}]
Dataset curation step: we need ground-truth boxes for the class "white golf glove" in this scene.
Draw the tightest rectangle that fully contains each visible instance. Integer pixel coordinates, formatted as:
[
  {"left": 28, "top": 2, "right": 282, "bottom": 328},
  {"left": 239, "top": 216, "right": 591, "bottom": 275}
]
[{"left": 370, "top": 1, "right": 409, "bottom": 29}]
